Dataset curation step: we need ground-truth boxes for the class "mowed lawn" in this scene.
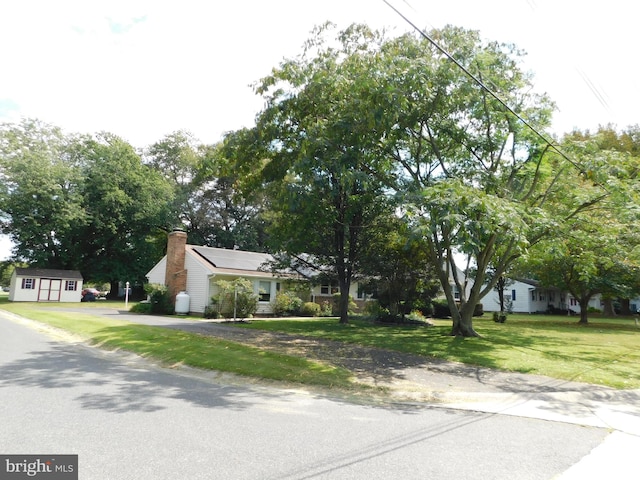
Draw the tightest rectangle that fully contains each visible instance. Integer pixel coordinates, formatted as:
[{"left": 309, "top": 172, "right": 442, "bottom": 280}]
[
  {"left": 0, "top": 299, "right": 355, "bottom": 390},
  {"left": 1, "top": 295, "right": 639, "bottom": 390},
  {"left": 234, "top": 315, "right": 640, "bottom": 389}
]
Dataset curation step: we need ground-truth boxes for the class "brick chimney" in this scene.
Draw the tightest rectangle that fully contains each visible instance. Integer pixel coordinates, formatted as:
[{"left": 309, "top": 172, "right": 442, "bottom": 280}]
[{"left": 165, "top": 229, "right": 188, "bottom": 303}]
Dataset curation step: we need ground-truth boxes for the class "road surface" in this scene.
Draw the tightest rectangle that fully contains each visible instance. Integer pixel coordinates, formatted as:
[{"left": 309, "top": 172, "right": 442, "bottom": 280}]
[{"left": 0, "top": 314, "right": 608, "bottom": 479}]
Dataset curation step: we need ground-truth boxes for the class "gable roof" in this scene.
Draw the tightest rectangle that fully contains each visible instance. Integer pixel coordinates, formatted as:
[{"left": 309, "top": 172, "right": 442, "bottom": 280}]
[
  {"left": 15, "top": 268, "right": 83, "bottom": 280},
  {"left": 190, "top": 246, "right": 273, "bottom": 273}
]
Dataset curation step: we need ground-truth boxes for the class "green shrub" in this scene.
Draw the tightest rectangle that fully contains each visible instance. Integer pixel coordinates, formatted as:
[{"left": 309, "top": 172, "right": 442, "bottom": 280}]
[
  {"left": 203, "top": 305, "right": 220, "bottom": 319},
  {"left": 319, "top": 300, "right": 333, "bottom": 317},
  {"left": 433, "top": 299, "right": 451, "bottom": 318},
  {"left": 493, "top": 311, "right": 507, "bottom": 323},
  {"left": 332, "top": 293, "right": 358, "bottom": 315},
  {"left": 273, "top": 291, "right": 304, "bottom": 316},
  {"left": 213, "top": 278, "right": 258, "bottom": 319},
  {"left": 130, "top": 301, "right": 151, "bottom": 314},
  {"left": 406, "top": 310, "right": 434, "bottom": 325},
  {"left": 433, "top": 299, "right": 483, "bottom": 318},
  {"left": 143, "top": 284, "right": 174, "bottom": 315},
  {"left": 300, "top": 302, "right": 321, "bottom": 317}
]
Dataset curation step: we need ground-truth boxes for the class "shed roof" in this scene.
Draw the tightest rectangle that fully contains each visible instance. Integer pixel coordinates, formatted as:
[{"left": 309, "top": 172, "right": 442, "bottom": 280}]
[{"left": 15, "top": 268, "right": 83, "bottom": 280}]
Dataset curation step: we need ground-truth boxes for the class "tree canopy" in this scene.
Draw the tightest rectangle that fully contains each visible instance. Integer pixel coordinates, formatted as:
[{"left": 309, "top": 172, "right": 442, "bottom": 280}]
[
  {"left": 0, "top": 120, "right": 174, "bottom": 291},
  {"left": 240, "top": 23, "right": 568, "bottom": 334}
]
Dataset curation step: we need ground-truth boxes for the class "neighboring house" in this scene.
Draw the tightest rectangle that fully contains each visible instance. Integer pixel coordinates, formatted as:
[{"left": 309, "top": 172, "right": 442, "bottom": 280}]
[
  {"left": 8, "top": 268, "right": 84, "bottom": 302},
  {"left": 480, "top": 278, "right": 638, "bottom": 315},
  {"left": 146, "top": 230, "right": 372, "bottom": 315},
  {"left": 480, "top": 278, "right": 565, "bottom": 314}
]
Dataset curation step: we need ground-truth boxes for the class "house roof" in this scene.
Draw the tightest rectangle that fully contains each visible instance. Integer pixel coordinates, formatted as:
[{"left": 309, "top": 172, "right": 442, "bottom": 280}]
[
  {"left": 190, "top": 246, "right": 273, "bottom": 273},
  {"left": 15, "top": 268, "right": 83, "bottom": 279}
]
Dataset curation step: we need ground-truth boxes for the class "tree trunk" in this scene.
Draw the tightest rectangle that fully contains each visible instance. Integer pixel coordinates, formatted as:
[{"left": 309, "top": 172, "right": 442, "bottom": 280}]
[
  {"left": 337, "top": 276, "right": 350, "bottom": 324},
  {"left": 497, "top": 276, "right": 506, "bottom": 313},
  {"left": 450, "top": 303, "right": 480, "bottom": 337},
  {"left": 107, "top": 280, "right": 119, "bottom": 300},
  {"left": 338, "top": 292, "right": 349, "bottom": 324},
  {"left": 578, "top": 298, "right": 589, "bottom": 324},
  {"left": 602, "top": 298, "right": 616, "bottom": 317},
  {"left": 620, "top": 298, "right": 632, "bottom": 316}
]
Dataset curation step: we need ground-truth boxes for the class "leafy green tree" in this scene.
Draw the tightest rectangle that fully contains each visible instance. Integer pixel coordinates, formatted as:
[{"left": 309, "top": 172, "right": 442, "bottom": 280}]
[
  {"left": 70, "top": 132, "right": 174, "bottom": 294},
  {"left": 359, "top": 218, "right": 440, "bottom": 319},
  {"left": 312, "top": 24, "right": 559, "bottom": 336},
  {"left": 146, "top": 131, "right": 269, "bottom": 251},
  {"left": 525, "top": 213, "right": 630, "bottom": 323},
  {"left": 522, "top": 131, "right": 640, "bottom": 323},
  {"left": 0, "top": 119, "right": 86, "bottom": 268},
  {"left": 245, "top": 23, "right": 394, "bottom": 324},
  {"left": 212, "top": 278, "right": 258, "bottom": 319}
]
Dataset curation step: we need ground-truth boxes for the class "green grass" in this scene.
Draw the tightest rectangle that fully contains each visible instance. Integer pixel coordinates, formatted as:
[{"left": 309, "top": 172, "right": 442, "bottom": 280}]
[
  {"left": 3, "top": 296, "right": 639, "bottom": 390},
  {"left": 232, "top": 315, "right": 640, "bottom": 389},
  {"left": 0, "top": 301, "right": 355, "bottom": 390}
]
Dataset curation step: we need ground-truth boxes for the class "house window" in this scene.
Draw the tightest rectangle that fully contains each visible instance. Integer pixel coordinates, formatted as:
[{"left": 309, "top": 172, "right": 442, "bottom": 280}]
[
  {"left": 531, "top": 291, "right": 536, "bottom": 301},
  {"left": 258, "top": 281, "right": 271, "bottom": 302},
  {"left": 454, "top": 285, "right": 460, "bottom": 300},
  {"left": 549, "top": 292, "right": 555, "bottom": 302},
  {"left": 21, "top": 278, "right": 35, "bottom": 289},
  {"left": 320, "top": 283, "right": 339, "bottom": 295},
  {"left": 539, "top": 293, "right": 545, "bottom": 301},
  {"left": 511, "top": 289, "right": 516, "bottom": 301},
  {"left": 570, "top": 298, "right": 577, "bottom": 306},
  {"left": 65, "top": 280, "right": 77, "bottom": 291},
  {"left": 357, "top": 283, "right": 365, "bottom": 300}
]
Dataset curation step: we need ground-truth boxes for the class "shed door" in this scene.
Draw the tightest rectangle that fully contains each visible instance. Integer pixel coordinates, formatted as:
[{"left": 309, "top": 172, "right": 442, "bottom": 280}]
[{"left": 38, "top": 278, "right": 62, "bottom": 301}]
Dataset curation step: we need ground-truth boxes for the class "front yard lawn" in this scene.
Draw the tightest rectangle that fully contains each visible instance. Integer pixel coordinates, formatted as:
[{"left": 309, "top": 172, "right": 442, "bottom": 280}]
[{"left": 233, "top": 315, "right": 640, "bottom": 389}]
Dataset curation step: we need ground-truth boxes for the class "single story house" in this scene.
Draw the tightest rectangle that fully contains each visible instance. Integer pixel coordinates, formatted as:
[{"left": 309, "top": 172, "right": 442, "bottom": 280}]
[
  {"left": 9, "top": 268, "right": 84, "bottom": 302},
  {"left": 481, "top": 278, "right": 640, "bottom": 314},
  {"left": 146, "top": 230, "right": 370, "bottom": 315},
  {"left": 479, "top": 278, "right": 565, "bottom": 314}
]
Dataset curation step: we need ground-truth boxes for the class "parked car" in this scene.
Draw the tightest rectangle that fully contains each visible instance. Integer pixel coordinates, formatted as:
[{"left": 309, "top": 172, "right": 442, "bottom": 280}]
[{"left": 81, "top": 287, "right": 100, "bottom": 302}]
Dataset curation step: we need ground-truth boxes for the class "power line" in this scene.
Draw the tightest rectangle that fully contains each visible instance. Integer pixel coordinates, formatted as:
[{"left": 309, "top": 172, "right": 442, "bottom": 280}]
[{"left": 382, "top": 0, "right": 583, "bottom": 172}]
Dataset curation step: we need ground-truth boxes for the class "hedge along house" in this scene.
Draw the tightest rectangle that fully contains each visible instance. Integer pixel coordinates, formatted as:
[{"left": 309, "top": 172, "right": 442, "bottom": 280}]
[
  {"left": 8, "top": 268, "right": 84, "bottom": 302},
  {"left": 145, "top": 230, "right": 296, "bottom": 315}
]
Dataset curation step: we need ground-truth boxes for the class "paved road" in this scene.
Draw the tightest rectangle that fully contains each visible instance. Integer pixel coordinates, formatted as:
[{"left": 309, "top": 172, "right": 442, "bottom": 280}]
[{"left": 0, "top": 313, "right": 621, "bottom": 479}]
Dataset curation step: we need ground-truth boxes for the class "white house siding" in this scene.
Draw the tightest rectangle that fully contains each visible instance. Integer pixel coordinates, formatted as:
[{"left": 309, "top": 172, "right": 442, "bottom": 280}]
[
  {"left": 183, "top": 253, "right": 213, "bottom": 314},
  {"left": 145, "top": 257, "right": 167, "bottom": 285},
  {"left": 481, "top": 280, "right": 535, "bottom": 313},
  {"left": 145, "top": 253, "right": 212, "bottom": 314}
]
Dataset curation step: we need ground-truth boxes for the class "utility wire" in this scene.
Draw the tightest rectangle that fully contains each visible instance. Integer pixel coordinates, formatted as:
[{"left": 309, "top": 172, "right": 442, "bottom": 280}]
[{"left": 382, "top": 0, "right": 585, "bottom": 173}]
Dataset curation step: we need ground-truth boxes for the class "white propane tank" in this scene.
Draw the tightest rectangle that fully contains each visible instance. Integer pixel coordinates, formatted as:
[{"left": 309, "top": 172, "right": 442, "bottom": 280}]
[{"left": 175, "top": 291, "right": 190, "bottom": 315}]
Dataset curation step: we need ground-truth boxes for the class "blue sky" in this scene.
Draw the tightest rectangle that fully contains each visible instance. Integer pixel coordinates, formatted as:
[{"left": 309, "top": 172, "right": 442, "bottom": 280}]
[{"left": 0, "top": 0, "right": 638, "bottom": 259}]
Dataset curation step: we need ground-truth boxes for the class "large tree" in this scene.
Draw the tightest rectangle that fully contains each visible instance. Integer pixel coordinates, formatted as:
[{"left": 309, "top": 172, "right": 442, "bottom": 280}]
[
  {"left": 522, "top": 129, "right": 640, "bottom": 323},
  {"left": 0, "top": 119, "right": 86, "bottom": 267},
  {"left": 71, "top": 133, "right": 174, "bottom": 294},
  {"left": 146, "top": 131, "right": 269, "bottom": 251},
  {"left": 0, "top": 122, "right": 175, "bottom": 291},
  {"left": 264, "top": 24, "right": 563, "bottom": 335},
  {"left": 237, "top": 23, "right": 582, "bottom": 331},
  {"left": 246, "top": 24, "right": 394, "bottom": 323}
]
